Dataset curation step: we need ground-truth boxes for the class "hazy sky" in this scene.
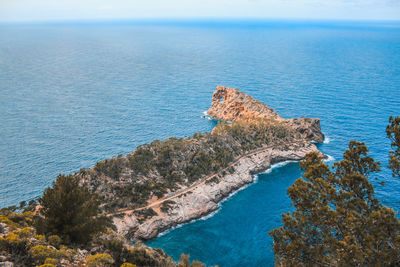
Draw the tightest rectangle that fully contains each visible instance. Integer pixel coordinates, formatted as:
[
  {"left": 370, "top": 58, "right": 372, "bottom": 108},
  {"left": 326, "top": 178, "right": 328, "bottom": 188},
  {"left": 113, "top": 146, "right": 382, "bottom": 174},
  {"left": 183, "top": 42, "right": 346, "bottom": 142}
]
[{"left": 0, "top": 0, "right": 399, "bottom": 23}]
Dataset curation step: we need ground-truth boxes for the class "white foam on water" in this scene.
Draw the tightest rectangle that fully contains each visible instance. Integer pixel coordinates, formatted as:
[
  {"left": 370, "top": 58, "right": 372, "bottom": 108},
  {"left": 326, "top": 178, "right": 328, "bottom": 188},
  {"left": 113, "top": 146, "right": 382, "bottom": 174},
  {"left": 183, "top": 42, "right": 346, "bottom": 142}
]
[
  {"left": 323, "top": 136, "right": 332, "bottom": 144},
  {"left": 323, "top": 154, "right": 335, "bottom": 162},
  {"left": 263, "top": 160, "right": 298, "bottom": 174},
  {"left": 155, "top": 209, "right": 220, "bottom": 238},
  {"left": 154, "top": 160, "right": 300, "bottom": 238}
]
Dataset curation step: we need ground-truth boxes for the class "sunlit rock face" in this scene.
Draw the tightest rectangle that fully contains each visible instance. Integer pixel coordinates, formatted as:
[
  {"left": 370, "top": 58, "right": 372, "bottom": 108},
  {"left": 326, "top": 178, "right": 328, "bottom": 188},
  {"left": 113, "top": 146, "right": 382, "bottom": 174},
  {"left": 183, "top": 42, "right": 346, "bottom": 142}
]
[
  {"left": 207, "top": 86, "right": 324, "bottom": 143},
  {"left": 207, "top": 86, "right": 282, "bottom": 122}
]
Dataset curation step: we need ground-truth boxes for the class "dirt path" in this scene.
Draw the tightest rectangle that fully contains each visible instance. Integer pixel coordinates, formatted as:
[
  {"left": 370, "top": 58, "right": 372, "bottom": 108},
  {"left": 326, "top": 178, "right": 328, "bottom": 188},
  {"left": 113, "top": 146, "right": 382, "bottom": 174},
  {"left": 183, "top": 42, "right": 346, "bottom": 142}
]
[{"left": 108, "top": 143, "right": 299, "bottom": 217}]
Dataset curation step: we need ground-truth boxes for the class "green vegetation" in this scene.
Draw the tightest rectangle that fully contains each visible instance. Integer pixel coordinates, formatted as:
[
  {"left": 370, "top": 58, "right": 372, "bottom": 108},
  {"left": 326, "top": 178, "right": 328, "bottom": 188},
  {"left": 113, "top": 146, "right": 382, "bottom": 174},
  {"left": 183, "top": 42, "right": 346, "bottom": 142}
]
[
  {"left": 0, "top": 210, "right": 76, "bottom": 266},
  {"left": 0, "top": 199, "right": 210, "bottom": 267},
  {"left": 270, "top": 117, "right": 400, "bottom": 266},
  {"left": 86, "top": 253, "right": 114, "bottom": 267},
  {"left": 134, "top": 208, "right": 157, "bottom": 224},
  {"left": 84, "top": 119, "right": 296, "bottom": 212},
  {"left": 35, "top": 174, "right": 111, "bottom": 244},
  {"left": 387, "top": 116, "right": 400, "bottom": 178},
  {"left": 29, "top": 244, "right": 68, "bottom": 265},
  {"left": 177, "top": 254, "right": 206, "bottom": 267},
  {"left": 160, "top": 200, "right": 175, "bottom": 213}
]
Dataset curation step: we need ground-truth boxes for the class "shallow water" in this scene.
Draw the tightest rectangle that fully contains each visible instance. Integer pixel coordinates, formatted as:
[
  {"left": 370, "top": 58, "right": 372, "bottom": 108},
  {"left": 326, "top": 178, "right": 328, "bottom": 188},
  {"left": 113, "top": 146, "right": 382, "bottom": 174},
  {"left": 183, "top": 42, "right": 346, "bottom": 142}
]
[{"left": 1, "top": 20, "right": 400, "bottom": 266}]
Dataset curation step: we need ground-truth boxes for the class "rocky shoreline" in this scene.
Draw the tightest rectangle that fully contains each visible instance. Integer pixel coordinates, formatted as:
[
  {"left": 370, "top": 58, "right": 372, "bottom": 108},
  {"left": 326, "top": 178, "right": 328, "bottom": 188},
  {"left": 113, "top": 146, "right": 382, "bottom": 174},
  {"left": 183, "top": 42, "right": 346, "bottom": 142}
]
[
  {"left": 113, "top": 86, "right": 324, "bottom": 240},
  {"left": 113, "top": 141, "right": 321, "bottom": 240}
]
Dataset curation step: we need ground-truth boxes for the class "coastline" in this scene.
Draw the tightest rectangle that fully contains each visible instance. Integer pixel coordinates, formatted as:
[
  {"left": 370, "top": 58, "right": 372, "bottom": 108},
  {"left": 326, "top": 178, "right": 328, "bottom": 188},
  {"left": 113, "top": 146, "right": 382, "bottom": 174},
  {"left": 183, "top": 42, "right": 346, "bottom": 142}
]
[
  {"left": 113, "top": 141, "right": 322, "bottom": 240},
  {"left": 153, "top": 159, "right": 300, "bottom": 239},
  {"left": 109, "top": 86, "right": 326, "bottom": 240}
]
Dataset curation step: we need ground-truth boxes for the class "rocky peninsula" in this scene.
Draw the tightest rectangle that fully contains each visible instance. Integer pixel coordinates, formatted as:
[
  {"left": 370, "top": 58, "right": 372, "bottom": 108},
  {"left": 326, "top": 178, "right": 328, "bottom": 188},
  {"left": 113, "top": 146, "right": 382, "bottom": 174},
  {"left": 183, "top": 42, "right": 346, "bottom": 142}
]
[
  {"left": 78, "top": 86, "right": 324, "bottom": 240},
  {"left": 0, "top": 86, "right": 325, "bottom": 266}
]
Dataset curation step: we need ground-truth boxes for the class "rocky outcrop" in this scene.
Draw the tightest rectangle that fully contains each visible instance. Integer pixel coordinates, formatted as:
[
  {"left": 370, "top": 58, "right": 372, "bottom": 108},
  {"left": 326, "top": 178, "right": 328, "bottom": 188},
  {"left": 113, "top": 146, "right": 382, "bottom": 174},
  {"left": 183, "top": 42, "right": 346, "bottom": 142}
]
[
  {"left": 207, "top": 86, "right": 324, "bottom": 142},
  {"left": 207, "top": 86, "right": 282, "bottom": 122},
  {"left": 108, "top": 86, "right": 325, "bottom": 240}
]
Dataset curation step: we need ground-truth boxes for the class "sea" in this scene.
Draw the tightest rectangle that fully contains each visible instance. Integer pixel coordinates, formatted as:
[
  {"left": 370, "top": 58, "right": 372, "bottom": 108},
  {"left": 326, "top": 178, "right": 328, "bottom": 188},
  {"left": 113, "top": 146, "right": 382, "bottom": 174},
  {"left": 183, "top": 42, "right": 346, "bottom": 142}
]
[{"left": 1, "top": 20, "right": 400, "bottom": 266}]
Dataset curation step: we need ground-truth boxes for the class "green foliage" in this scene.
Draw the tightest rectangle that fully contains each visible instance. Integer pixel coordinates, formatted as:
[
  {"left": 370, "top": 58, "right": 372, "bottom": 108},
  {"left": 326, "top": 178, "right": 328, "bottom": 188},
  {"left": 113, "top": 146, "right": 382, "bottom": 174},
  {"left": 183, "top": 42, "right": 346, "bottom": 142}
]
[
  {"left": 121, "top": 263, "right": 137, "bottom": 267},
  {"left": 86, "top": 253, "right": 114, "bottom": 267},
  {"left": 29, "top": 245, "right": 67, "bottom": 265},
  {"left": 23, "top": 199, "right": 39, "bottom": 212},
  {"left": 177, "top": 254, "right": 205, "bottom": 267},
  {"left": 0, "top": 209, "right": 34, "bottom": 231},
  {"left": 270, "top": 141, "right": 400, "bottom": 266},
  {"left": 134, "top": 208, "right": 157, "bottom": 223},
  {"left": 93, "top": 119, "right": 296, "bottom": 212},
  {"left": 387, "top": 116, "right": 400, "bottom": 178},
  {"left": 177, "top": 254, "right": 190, "bottom": 267},
  {"left": 160, "top": 201, "right": 175, "bottom": 213},
  {"left": 95, "top": 155, "right": 125, "bottom": 180},
  {"left": 124, "top": 247, "right": 168, "bottom": 267},
  {"left": 37, "top": 174, "right": 110, "bottom": 244},
  {"left": 128, "top": 145, "right": 155, "bottom": 175},
  {"left": 47, "top": 235, "right": 62, "bottom": 249},
  {"left": 44, "top": 258, "right": 59, "bottom": 265}
]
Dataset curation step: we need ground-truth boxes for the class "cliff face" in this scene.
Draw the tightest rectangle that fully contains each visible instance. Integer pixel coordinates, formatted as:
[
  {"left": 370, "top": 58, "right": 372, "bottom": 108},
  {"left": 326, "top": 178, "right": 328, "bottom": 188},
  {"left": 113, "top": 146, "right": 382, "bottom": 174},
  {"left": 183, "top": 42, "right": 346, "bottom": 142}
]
[
  {"left": 207, "top": 86, "right": 324, "bottom": 143},
  {"left": 207, "top": 86, "right": 282, "bottom": 122}
]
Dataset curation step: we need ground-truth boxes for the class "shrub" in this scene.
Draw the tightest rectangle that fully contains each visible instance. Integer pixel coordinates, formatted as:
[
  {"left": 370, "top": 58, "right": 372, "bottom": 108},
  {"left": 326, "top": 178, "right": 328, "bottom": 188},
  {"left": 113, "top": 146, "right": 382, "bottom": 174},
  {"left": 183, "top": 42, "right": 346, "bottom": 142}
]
[
  {"left": 44, "top": 258, "right": 59, "bottom": 265},
  {"left": 0, "top": 227, "right": 34, "bottom": 257},
  {"left": 86, "top": 253, "right": 114, "bottom": 267},
  {"left": 120, "top": 263, "right": 137, "bottom": 267},
  {"left": 29, "top": 245, "right": 67, "bottom": 265},
  {"left": 47, "top": 235, "right": 61, "bottom": 249}
]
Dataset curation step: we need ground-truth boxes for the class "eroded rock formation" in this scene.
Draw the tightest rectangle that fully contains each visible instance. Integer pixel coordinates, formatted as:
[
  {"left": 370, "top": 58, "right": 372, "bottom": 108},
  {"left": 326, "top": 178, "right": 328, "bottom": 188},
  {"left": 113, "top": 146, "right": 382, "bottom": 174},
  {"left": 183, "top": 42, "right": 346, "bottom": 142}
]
[{"left": 207, "top": 86, "right": 324, "bottom": 143}]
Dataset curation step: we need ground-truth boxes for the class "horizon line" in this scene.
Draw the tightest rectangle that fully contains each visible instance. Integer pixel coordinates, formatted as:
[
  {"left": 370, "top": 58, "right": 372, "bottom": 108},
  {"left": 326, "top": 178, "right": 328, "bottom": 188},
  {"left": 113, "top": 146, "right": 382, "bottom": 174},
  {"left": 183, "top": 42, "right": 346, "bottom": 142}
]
[{"left": 1, "top": 17, "right": 400, "bottom": 26}]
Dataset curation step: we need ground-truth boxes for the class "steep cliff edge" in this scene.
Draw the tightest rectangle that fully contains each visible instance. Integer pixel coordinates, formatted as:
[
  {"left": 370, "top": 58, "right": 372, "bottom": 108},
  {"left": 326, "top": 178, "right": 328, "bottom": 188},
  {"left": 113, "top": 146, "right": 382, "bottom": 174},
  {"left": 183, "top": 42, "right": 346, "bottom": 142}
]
[{"left": 207, "top": 86, "right": 324, "bottom": 143}]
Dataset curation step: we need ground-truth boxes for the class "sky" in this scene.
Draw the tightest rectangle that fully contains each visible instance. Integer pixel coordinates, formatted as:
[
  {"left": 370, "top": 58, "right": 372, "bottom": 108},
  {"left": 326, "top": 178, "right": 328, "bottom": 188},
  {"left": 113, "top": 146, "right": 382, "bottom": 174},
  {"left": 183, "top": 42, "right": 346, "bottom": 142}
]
[{"left": 0, "top": 0, "right": 399, "bottom": 23}]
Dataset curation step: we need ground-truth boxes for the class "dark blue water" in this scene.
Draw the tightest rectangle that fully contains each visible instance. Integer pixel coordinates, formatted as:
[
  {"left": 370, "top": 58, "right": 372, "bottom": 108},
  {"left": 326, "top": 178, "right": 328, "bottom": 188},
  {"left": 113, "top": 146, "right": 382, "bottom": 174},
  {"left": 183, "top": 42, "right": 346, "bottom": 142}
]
[{"left": 1, "top": 20, "right": 400, "bottom": 266}]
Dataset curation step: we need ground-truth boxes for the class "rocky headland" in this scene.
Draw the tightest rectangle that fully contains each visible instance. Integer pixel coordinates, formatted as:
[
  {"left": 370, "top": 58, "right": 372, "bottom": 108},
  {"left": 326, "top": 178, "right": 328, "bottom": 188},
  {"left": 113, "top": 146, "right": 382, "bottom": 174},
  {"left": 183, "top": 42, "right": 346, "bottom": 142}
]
[
  {"left": 79, "top": 86, "right": 325, "bottom": 240},
  {"left": 208, "top": 86, "right": 324, "bottom": 143},
  {"left": 0, "top": 86, "right": 325, "bottom": 266}
]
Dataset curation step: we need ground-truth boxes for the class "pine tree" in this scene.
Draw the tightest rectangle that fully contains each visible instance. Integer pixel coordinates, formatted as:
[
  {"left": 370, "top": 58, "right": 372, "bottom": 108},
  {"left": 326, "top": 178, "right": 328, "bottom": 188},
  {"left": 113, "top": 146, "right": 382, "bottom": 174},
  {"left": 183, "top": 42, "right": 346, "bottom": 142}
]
[
  {"left": 269, "top": 141, "right": 400, "bottom": 266},
  {"left": 36, "top": 174, "right": 110, "bottom": 244}
]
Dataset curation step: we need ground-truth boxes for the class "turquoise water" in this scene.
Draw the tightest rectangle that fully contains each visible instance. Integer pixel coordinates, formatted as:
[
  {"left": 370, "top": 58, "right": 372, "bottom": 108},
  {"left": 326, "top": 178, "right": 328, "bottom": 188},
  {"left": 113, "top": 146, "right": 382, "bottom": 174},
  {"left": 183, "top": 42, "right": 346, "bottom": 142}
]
[{"left": 1, "top": 20, "right": 400, "bottom": 266}]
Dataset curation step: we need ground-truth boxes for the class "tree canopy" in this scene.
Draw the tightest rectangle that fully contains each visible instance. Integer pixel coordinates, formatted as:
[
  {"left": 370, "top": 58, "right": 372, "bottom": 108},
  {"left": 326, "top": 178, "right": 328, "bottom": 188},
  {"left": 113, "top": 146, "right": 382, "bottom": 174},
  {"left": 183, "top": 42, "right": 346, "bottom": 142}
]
[
  {"left": 270, "top": 139, "right": 400, "bottom": 266},
  {"left": 387, "top": 116, "right": 400, "bottom": 178},
  {"left": 36, "top": 174, "right": 110, "bottom": 244}
]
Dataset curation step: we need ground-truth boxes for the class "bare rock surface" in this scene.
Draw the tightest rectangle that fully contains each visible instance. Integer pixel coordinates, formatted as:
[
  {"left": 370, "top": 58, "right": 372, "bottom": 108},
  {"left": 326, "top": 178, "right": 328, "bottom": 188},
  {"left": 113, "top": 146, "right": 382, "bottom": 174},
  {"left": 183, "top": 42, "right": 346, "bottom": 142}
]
[{"left": 207, "top": 86, "right": 324, "bottom": 142}]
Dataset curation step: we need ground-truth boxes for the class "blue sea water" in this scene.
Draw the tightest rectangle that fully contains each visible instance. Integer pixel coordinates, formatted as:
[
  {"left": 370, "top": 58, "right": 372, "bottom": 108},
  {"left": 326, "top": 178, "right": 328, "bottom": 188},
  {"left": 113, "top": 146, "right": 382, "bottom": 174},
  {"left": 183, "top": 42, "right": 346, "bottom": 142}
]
[{"left": 1, "top": 20, "right": 400, "bottom": 266}]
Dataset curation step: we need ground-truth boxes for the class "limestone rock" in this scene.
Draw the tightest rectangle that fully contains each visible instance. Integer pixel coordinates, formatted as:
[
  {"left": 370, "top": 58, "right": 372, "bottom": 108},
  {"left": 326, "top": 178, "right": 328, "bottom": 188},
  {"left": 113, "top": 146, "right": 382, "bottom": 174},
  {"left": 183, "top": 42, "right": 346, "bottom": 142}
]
[
  {"left": 207, "top": 86, "right": 324, "bottom": 142},
  {"left": 207, "top": 86, "right": 282, "bottom": 122}
]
